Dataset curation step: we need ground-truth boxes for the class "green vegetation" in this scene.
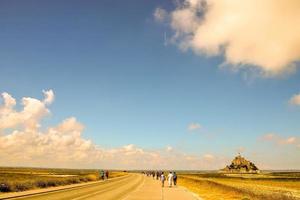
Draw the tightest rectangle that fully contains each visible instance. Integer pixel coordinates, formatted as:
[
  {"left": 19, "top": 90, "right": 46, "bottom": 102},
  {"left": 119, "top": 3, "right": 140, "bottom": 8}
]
[
  {"left": 0, "top": 167, "right": 126, "bottom": 193},
  {"left": 178, "top": 171, "right": 300, "bottom": 200}
]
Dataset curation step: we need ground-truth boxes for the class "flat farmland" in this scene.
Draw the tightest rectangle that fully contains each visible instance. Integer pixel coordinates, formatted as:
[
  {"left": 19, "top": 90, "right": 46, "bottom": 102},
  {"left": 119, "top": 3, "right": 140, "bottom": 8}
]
[
  {"left": 178, "top": 171, "right": 300, "bottom": 200},
  {"left": 0, "top": 167, "right": 126, "bottom": 193}
]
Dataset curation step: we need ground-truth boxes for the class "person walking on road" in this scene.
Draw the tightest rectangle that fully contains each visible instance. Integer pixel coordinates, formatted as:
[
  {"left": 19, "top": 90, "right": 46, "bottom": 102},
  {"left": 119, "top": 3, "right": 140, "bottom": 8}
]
[
  {"left": 161, "top": 172, "right": 165, "bottom": 187},
  {"left": 168, "top": 172, "right": 173, "bottom": 187},
  {"left": 173, "top": 172, "right": 177, "bottom": 186},
  {"left": 105, "top": 171, "right": 109, "bottom": 180},
  {"left": 100, "top": 170, "right": 105, "bottom": 180}
]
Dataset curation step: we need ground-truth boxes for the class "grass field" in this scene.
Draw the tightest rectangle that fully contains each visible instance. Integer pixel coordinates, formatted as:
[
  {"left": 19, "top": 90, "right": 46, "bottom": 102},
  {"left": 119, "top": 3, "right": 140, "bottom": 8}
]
[
  {"left": 178, "top": 171, "right": 300, "bottom": 200},
  {"left": 0, "top": 167, "right": 127, "bottom": 193}
]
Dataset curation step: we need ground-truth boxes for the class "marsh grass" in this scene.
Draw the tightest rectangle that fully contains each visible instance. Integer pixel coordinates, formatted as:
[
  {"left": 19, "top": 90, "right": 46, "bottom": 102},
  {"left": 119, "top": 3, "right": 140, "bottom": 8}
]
[
  {"left": 0, "top": 167, "right": 126, "bottom": 193},
  {"left": 178, "top": 172, "right": 300, "bottom": 200}
]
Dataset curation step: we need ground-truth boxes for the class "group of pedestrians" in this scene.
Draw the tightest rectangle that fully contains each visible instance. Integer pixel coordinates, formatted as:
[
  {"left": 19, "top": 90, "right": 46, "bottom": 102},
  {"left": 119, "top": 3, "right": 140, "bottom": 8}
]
[
  {"left": 143, "top": 171, "right": 177, "bottom": 187},
  {"left": 99, "top": 170, "right": 109, "bottom": 180}
]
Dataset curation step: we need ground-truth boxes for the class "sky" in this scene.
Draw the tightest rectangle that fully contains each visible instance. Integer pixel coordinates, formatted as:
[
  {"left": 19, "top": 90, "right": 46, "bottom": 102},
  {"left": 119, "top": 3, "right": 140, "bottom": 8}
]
[{"left": 0, "top": 0, "right": 300, "bottom": 170}]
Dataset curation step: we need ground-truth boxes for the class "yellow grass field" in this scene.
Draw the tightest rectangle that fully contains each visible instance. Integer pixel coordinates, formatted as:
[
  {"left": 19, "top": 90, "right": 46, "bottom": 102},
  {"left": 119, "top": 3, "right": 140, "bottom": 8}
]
[
  {"left": 178, "top": 172, "right": 300, "bottom": 200},
  {"left": 0, "top": 167, "right": 127, "bottom": 193}
]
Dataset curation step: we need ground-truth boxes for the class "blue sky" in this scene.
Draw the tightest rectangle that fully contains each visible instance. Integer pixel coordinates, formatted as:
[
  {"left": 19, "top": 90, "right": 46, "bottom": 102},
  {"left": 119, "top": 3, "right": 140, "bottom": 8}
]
[{"left": 0, "top": 0, "right": 299, "bottom": 169}]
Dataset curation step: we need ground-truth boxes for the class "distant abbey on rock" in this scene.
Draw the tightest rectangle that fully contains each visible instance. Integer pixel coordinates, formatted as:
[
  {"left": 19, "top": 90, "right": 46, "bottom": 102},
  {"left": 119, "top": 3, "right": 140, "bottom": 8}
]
[{"left": 221, "top": 154, "right": 259, "bottom": 173}]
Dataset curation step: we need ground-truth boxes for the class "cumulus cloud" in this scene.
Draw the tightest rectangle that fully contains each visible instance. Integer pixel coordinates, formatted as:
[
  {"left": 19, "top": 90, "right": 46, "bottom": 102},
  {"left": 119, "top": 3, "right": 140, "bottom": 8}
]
[
  {"left": 154, "top": 7, "right": 168, "bottom": 22},
  {"left": 43, "top": 89, "right": 54, "bottom": 105},
  {"left": 187, "top": 122, "right": 201, "bottom": 131},
  {"left": 0, "top": 91, "right": 226, "bottom": 170},
  {"left": 261, "top": 133, "right": 300, "bottom": 147},
  {"left": 289, "top": 93, "right": 300, "bottom": 106},
  {"left": 0, "top": 90, "right": 52, "bottom": 131},
  {"left": 156, "top": 0, "right": 300, "bottom": 76}
]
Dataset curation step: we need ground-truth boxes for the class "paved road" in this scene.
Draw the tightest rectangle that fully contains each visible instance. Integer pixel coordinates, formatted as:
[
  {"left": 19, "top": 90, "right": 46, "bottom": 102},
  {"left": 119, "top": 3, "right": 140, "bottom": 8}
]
[
  {"left": 124, "top": 176, "right": 201, "bottom": 200},
  {"left": 0, "top": 174, "right": 200, "bottom": 200}
]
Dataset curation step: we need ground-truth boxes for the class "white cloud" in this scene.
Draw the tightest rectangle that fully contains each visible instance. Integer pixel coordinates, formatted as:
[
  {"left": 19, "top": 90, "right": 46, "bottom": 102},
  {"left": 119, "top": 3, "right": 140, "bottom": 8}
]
[
  {"left": 0, "top": 92, "right": 16, "bottom": 109},
  {"left": 0, "top": 91, "right": 226, "bottom": 170},
  {"left": 157, "top": 0, "right": 300, "bottom": 76},
  {"left": 285, "top": 137, "right": 296, "bottom": 144},
  {"left": 166, "top": 146, "right": 173, "bottom": 152},
  {"left": 187, "top": 122, "right": 201, "bottom": 131},
  {"left": 203, "top": 154, "right": 215, "bottom": 161},
  {"left": 154, "top": 7, "right": 168, "bottom": 22},
  {"left": 0, "top": 91, "right": 50, "bottom": 131},
  {"left": 289, "top": 93, "right": 300, "bottom": 106},
  {"left": 43, "top": 89, "right": 54, "bottom": 105},
  {"left": 2, "top": 91, "right": 299, "bottom": 169},
  {"left": 262, "top": 133, "right": 275, "bottom": 140},
  {"left": 261, "top": 133, "right": 299, "bottom": 147}
]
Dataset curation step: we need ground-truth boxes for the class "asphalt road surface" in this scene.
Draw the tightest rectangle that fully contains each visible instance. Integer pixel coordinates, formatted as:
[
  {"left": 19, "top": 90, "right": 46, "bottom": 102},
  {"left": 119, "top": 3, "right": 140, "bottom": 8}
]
[{"left": 1, "top": 174, "right": 200, "bottom": 200}]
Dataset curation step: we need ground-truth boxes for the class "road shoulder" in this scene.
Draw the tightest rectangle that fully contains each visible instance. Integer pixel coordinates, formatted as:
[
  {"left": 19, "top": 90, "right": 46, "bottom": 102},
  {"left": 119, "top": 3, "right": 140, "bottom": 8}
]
[{"left": 0, "top": 175, "right": 129, "bottom": 199}]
